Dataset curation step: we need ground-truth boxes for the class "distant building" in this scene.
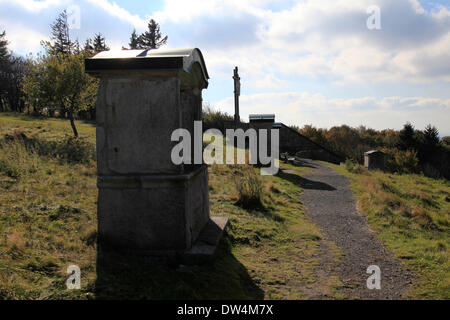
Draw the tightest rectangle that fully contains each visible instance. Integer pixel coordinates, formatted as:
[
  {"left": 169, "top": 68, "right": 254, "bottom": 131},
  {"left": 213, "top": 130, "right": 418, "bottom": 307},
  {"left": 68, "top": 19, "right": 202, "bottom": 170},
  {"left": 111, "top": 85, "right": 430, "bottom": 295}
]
[
  {"left": 249, "top": 114, "right": 275, "bottom": 123},
  {"left": 224, "top": 114, "right": 343, "bottom": 164},
  {"left": 364, "top": 150, "right": 386, "bottom": 171}
]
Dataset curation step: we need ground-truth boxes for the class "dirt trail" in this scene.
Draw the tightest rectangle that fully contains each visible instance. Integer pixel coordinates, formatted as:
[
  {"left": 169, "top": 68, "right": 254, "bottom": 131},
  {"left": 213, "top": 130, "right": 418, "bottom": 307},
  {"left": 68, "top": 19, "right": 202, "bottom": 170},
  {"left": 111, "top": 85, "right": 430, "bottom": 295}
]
[{"left": 292, "top": 159, "right": 413, "bottom": 299}]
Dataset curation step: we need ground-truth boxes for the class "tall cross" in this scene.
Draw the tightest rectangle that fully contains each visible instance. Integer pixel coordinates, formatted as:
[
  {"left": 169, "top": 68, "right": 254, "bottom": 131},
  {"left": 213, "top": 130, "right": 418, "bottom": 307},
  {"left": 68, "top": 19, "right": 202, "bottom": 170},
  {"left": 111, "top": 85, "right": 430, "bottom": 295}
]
[{"left": 233, "top": 67, "right": 240, "bottom": 127}]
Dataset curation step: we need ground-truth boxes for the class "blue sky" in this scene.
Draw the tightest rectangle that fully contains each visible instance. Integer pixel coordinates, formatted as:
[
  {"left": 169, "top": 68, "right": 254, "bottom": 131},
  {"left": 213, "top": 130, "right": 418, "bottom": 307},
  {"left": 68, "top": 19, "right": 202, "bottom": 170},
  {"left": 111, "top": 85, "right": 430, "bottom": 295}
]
[{"left": 1, "top": 0, "right": 449, "bottom": 135}]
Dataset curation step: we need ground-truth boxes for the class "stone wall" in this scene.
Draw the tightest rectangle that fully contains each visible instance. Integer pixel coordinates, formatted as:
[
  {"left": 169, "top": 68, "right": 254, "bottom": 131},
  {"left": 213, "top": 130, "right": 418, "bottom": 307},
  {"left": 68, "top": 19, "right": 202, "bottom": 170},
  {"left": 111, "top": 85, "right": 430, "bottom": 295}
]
[
  {"left": 276, "top": 123, "right": 343, "bottom": 164},
  {"left": 222, "top": 121, "right": 343, "bottom": 164}
]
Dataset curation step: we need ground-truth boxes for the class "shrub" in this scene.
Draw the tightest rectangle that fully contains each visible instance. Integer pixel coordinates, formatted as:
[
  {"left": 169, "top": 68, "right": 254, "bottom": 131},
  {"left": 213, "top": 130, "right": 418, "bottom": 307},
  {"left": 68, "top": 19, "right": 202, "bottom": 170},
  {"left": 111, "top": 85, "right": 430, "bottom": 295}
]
[
  {"left": 0, "top": 139, "right": 39, "bottom": 179},
  {"left": 423, "top": 163, "right": 441, "bottom": 179},
  {"left": 382, "top": 148, "right": 421, "bottom": 174},
  {"left": 53, "top": 135, "right": 95, "bottom": 164},
  {"left": 411, "top": 207, "right": 436, "bottom": 229},
  {"left": 25, "top": 258, "right": 59, "bottom": 275},
  {"left": 233, "top": 165, "right": 264, "bottom": 209},
  {"left": 2, "top": 133, "right": 95, "bottom": 164},
  {"left": 33, "top": 135, "right": 95, "bottom": 164},
  {"left": 344, "top": 159, "right": 364, "bottom": 174},
  {"left": 0, "top": 133, "right": 95, "bottom": 181},
  {"left": 202, "top": 104, "right": 234, "bottom": 132}
]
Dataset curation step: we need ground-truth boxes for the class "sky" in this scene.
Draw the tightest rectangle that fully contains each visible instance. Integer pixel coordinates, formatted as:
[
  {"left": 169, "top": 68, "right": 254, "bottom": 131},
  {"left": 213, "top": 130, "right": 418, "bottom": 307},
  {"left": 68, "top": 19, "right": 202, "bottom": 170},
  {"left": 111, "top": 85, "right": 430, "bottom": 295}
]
[{"left": 1, "top": 0, "right": 449, "bottom": 135}]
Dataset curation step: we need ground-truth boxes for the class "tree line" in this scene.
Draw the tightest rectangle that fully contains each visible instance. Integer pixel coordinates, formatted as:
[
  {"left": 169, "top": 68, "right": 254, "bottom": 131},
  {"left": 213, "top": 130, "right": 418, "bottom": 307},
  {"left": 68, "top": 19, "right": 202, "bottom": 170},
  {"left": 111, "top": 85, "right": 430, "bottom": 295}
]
[
  {"left": 199, "top": 106, "right": 450, "bottom": 179},
  {"left": 0, "top": 31, "right": 26, "bottom": 113},
  {"left": 293, "top": 122, "right": 450, "bottom": 179},
  {"left": 0, "top": 10, "right": 168, "bottom": 137}
]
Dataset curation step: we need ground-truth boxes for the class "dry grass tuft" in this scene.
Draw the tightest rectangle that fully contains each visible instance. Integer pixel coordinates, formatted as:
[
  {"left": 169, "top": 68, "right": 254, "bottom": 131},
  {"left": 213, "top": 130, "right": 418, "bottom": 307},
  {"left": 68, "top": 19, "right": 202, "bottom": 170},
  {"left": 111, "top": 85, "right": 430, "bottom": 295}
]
[
  {"left": 411, "top": 207, "right": 435, "bottom": 229},
  {"left": 233, "top": 165, "right": 264, "bottom": 210},
  {"left": 6, "top": 232, "right": 26, "bottom": 260}
]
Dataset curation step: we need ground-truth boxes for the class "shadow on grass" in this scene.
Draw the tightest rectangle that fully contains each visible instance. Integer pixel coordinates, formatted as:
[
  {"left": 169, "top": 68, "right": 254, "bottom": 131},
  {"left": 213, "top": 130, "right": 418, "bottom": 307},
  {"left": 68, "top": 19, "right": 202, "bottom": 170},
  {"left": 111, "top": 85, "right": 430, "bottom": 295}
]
[
  {"left": 94, "top": 234, "right": 264, "bottom": 300},
  {"left": 2, "top": 112, "right": 48, "bottom": 121},
  {"left": 287, "top": 158, "right": 318, "bottom": 169},
  {"left": 277, "top": 169, "right": 336, "bottom": 191},
  {"left": 234, "top": 198, "right": 285, "bottom": 223},
  {"left": 245, "top": 206, "right": 286, "bottom": 222}
]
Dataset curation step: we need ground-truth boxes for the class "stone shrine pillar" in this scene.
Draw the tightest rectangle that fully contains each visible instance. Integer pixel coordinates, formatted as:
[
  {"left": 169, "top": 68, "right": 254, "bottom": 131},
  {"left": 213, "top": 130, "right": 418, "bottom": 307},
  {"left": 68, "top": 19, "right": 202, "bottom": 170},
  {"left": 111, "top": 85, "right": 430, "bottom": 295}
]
[{"left": 85, "top": 48, "right": 226, "bottom": 263}]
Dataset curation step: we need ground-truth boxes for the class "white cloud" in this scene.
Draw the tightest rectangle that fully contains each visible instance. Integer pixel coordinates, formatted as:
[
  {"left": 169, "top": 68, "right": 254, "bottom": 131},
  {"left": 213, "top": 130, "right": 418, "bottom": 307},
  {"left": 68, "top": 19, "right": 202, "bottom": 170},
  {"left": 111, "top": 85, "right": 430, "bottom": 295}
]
[
  {"left": 0, "top": 0, "right": 66, "bottom": 12},
  {"left": 152, "top": 0, "right": 271, "bottom": 24},
  {"left": 409, "top": 0, "right": 425, "bottom": 14},
  {"left": 265, "top": 0, "right": 450, "bottom": 83},
  {"left": 156, "top": 0, "right": 450, "bottom": 84},
  {"left": 250, "top": 73, "right": 288, "bottom": 90},
  {"left": 85, "top": 0, "right": 147, "bottom": 30},
  {"left": 2, "top": 20, "right": 48, "bottom": 54},
  {"left": 432, "top": 5, "right": 450, "bottom": 19}
]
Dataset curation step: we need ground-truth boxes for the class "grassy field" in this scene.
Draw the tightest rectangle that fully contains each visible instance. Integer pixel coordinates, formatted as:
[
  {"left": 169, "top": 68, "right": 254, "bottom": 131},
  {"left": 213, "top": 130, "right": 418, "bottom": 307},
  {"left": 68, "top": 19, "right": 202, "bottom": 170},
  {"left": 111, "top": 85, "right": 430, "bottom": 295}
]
[
  {"left": 330, "top": 162, "right": 450, "bottom": 299},
  {"left": 0, "top": 112, "right": 96, "bottom": 142},
  {"left": 0, "top": 113, "right": 343, "bottom": 300}
]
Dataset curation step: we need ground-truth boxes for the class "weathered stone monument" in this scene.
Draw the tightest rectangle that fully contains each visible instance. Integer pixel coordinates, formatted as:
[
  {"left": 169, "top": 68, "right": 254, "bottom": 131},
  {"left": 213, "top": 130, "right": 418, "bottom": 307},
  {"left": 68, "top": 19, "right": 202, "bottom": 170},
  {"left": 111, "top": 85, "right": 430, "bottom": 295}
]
[{"left": 85, "top": 48, "right": 227, "bottom": 264}]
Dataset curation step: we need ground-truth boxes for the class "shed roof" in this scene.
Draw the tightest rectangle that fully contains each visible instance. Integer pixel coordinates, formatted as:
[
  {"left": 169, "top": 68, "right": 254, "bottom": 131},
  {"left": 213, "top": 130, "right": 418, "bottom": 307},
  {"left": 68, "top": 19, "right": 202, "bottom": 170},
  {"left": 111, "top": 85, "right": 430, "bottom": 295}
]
[
  {"left": 364, "top": 150, "right": 385, "bottom": 156},
  {"left": 249, "top": 114, "right": 275, "bottom": 121}
]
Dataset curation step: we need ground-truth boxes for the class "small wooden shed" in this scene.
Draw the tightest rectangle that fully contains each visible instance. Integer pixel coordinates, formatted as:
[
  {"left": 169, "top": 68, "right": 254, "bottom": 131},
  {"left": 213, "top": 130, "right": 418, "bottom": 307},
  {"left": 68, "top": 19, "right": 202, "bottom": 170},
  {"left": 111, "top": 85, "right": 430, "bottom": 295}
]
[{"left": 364, "top": 150, "right": 386, "bottom": 171}]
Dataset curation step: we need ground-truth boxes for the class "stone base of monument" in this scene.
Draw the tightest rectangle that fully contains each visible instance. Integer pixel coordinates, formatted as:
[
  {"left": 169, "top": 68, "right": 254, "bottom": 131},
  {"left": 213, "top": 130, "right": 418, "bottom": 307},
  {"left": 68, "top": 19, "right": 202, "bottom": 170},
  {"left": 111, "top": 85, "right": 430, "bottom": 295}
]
[
  {"left": 97, "top": 216, "right": 228, "bottom": 265},
  {"left": 97, "top": 166, "right": 212, "bottom": 256},
  {"left": 97, "top": 165, "right": 228, "bottom": 264},
  {"left": 181, "top": 216, "right": 229, "bottom": 265}
]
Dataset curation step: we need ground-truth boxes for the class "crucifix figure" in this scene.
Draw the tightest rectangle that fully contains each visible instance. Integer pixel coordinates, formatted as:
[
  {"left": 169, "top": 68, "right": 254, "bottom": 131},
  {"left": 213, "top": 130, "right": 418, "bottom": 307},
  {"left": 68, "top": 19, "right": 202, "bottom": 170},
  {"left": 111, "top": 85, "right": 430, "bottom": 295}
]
[{"left": 233, "top": 66, "right": 240, "bottom": 127}]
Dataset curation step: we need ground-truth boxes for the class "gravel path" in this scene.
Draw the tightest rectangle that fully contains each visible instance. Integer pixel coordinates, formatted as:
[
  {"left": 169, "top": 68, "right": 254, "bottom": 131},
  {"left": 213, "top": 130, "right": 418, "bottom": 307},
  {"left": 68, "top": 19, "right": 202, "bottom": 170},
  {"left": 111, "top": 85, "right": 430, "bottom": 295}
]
[{"left": 294, "top": 159, "right": 413, "bottom": 299}]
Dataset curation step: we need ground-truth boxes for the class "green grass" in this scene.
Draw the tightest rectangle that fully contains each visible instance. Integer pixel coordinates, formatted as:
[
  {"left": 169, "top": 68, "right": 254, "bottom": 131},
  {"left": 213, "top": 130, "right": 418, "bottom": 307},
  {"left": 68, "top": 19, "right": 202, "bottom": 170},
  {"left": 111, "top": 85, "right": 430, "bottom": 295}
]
[
  {"left": 4, "top": 112, "right": 448, "bottom": 299},
  {"left": 330, "top": 163, "right": 450, "bottom": 299},
  {"left": 0, "top": 112, "right": 96, "bottom": 143},
  {"left": 0, "top": 113, "right": 343, "bottom": 300}
]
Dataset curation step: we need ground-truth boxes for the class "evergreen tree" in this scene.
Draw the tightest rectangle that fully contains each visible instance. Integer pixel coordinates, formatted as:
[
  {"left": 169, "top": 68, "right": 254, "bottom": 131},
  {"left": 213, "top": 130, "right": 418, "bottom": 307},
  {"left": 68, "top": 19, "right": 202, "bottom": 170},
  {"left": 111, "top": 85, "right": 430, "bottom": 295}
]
[
  {"left": 92, "top": 33, "right": 109, "bottom": 53},
  {"left": 73, "top": 39, "right": 81, "bottom": 54},
  {"left": 129, "top": 29, "right": 141, "bottom": 49},
  {"left": 0, "top": 31, "right": 10, "bottom": 111},
  {"left": 138, "top": 19, "right": 168, "bottom": 49},
  {"left": 0, "top": 32, "right": 25, "bottom": 112},
  {"left": 442, "top": 136, "right": 450, "bottom": 147},
  {"left": 423, "top": 124, "right": 440, "bottom": 146},
  {"left": 49, "top": 10, "right": 73, "bottom": 55},
  {"left": 4, "top": 55, "right": 26, "bottom": 112},
  {"left": 415, "top": 124, "right": 440, "bottom": 162},
  {"left": 0, "top": 31, "right": 10, "bottom": 63},
  {"left": 397, "top": 122, "right": 416, "bottom": 151},
  {"left": 83, "top": 38, "right": 94, "bottom": 54}
]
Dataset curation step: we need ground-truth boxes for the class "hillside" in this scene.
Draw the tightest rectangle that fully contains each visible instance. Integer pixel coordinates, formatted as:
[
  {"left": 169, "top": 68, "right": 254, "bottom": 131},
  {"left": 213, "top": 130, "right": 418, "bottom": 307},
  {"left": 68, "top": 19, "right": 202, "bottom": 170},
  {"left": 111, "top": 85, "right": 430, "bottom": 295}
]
[
  {"left": 0, "top": 113, "right": 448, "bottom": 300},
  {"left": 0, "top": 113, "right": 342, "bottom": 299}
]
